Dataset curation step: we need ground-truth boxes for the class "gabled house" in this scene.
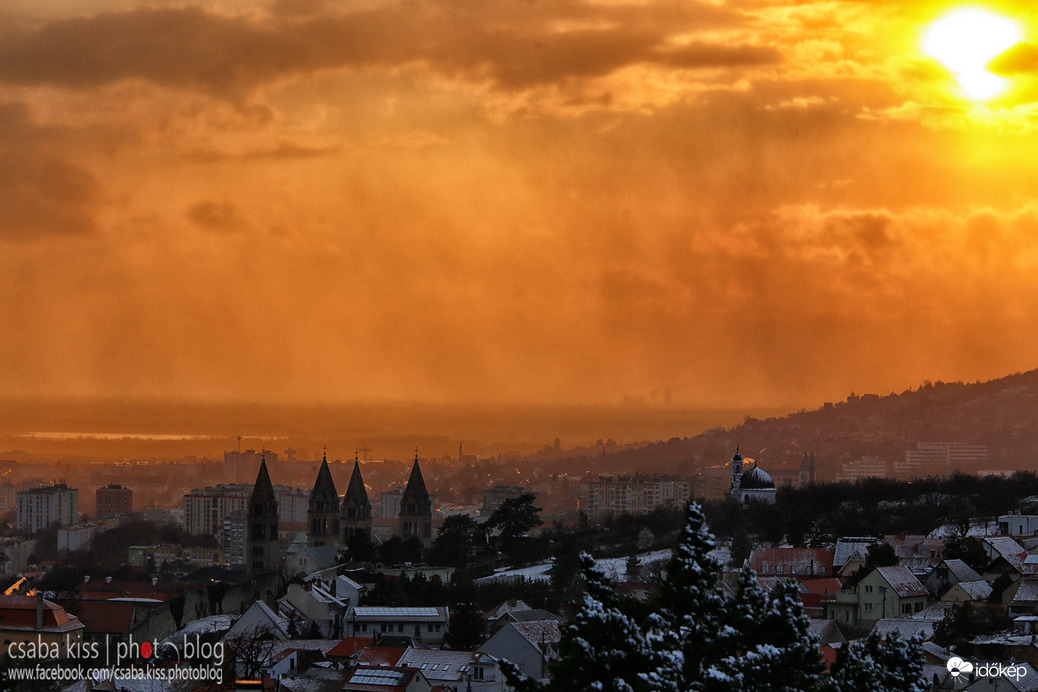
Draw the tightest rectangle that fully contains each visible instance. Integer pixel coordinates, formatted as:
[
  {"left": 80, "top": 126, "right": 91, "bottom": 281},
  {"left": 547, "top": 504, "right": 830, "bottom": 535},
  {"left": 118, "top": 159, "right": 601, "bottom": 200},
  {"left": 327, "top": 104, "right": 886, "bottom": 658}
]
[
  {"left": 941, "top": 580, "right": 993, "bottom": 604},
  {"left": 397, "top": 648, "right": 505, "bottom": 692},
  {"left": 478, "top": 620, "right": 561, "bottom": 681},
  {"left": 833, "top": 537, "right": 880, "bottom": 577},
  {"left": 824, "top": 565, "right": 928, "bottom": 631},
  {"left": 925, "top": 558, "right": 984, "bottom": 598},
  {"left": 223, "top": 600, "right": 290, "bottom": 642}
]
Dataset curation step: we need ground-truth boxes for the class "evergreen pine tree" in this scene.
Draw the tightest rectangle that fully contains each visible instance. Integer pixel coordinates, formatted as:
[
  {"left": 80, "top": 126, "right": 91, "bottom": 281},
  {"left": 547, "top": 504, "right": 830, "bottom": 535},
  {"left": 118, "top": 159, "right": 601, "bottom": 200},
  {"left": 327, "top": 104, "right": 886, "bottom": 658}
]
[
  {"left": 827, "top": 632, "right": 927, "bottom": 692},
  {"left": 642, "top": 501, "right": 725, "bottom": 692},
  {"left": 548, "top": 552, "right": 652, "bottom": 692}
]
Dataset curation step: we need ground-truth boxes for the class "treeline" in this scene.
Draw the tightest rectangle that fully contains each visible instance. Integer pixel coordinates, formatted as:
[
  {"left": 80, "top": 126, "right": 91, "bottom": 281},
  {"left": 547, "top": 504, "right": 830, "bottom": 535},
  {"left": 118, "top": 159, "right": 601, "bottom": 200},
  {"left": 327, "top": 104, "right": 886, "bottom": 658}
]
[{"left": 505, "top": 502, "right": 928, "bottom": 692}]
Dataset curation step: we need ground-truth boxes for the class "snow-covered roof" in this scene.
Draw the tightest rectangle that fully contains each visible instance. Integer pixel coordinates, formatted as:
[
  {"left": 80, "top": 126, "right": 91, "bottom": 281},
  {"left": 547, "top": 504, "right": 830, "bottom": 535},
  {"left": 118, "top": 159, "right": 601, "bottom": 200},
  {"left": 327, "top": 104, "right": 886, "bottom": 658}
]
[
  {"left": 833, "top": 538, "right": 879, "bottom": 569},
  {"left": 870, "top": 618, "right": 935, "bottom": 641},
  {"left": 911, "top": 602, "right": 955, "bottom": 622},
  {"left": 986, "top": 536, "right": 1027, "bottom": 560},
  {"left": 1012, "top": 578, "right": 1038, "bottom": 606},
  {"left": 511, "top": 620, "right": 562, "bottom": 647},
  {"left": 222, "top": 600, "right": 290, "bottom": 641},
  {"left": 483, "top": 600, "right": 531, "bottom": 620},
  {"left": 954, "top": 580, "right": 993, "bottom": 601},
  {"left": 941, "top": 558, "right": 983, "bottom": 583},
  {"left": 396, "top": 648, "right": 495, "bottom": 683},
  {"left": 874, "top": 565, "right": 927, "bottom": 597}
]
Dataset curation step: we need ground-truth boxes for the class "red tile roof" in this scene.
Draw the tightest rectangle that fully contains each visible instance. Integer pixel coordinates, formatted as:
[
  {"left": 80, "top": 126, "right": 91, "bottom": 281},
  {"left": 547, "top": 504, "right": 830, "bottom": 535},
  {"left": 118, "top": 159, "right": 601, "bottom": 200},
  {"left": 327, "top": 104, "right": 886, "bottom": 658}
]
[
  {"left": 357, "top": 646, "right": 407, "bottom": 667},
  {"left": 0, "top": 595, "right": 84, "bottom": 633},
  {"left": 63, "top": 601, "right": 138, "bottom": 635},
  {"left": 328, "top": 636, "right": 375, "bottom": 658}
]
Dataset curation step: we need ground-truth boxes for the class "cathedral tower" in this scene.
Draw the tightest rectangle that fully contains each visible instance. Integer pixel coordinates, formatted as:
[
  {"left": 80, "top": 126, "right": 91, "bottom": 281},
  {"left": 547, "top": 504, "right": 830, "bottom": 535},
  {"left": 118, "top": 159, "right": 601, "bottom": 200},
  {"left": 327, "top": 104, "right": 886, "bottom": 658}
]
[
  {"left": 399, "top": 451, "right": 432, "bottom": 544},
  {"left": 246, "top": 453, "right": 280, "bottom": 573},
  {"left": 341, "top": 454, "right": 373, "bottom": 542},
  {"left": 308, "top": 450, "right": 340, "bottom": 548}
]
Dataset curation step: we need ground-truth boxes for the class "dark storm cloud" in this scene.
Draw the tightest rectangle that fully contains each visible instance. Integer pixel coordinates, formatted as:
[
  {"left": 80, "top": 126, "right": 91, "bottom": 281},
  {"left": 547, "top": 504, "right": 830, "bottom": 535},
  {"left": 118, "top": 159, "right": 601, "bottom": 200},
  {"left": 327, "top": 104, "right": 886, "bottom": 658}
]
[
  {"left": 187, "top": 200, "right": 245, "bottom": 231},
  {"left": 0, "top": 103, "right": 100, "bottom": 241},
  {"left": 0, "top": 1, "right": 758, "bottom": 97}
]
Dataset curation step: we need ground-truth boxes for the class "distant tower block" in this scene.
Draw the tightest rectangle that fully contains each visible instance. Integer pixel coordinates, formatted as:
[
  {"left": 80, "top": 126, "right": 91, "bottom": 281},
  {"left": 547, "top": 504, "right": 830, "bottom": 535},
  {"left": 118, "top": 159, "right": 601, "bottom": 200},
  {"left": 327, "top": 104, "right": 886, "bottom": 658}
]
[
  {"left": 341, "top": 453, "right": 373, "bottom": 542},
  {"left": 308, "top": 448, "right": 340, "bottom": 548},
  {"left": 246, "top": 453, "right": 281, "bottom": 573},
  {"left": 399, "top": 450, "right": 433, "bottom": 544}
]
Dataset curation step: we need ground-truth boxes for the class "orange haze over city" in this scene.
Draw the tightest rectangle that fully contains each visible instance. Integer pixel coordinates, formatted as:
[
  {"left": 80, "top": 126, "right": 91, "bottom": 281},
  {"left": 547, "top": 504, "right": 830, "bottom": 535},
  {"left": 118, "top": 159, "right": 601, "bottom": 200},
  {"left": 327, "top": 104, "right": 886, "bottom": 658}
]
[{"left": 4, "top": 0, "right": 1038, "bottom": 410}]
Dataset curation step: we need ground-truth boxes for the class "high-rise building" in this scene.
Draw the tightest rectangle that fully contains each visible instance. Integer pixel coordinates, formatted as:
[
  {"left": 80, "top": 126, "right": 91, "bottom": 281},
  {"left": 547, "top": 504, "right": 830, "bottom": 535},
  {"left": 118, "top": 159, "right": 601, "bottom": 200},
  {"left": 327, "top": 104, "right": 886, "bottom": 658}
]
[
  {"left": 224, "top": 449, "right": 278, "bottom": 483},
  {"left": 308, "top": 452, "right": 340, "bottom": 548},
  {"left": 380, "top": 487, "right": 405, "bottom": 519},
  {"left": 96, "top": 484, "right": 133, "bottom": 518},
  {"left": 222, "top": 509, "right": 246, "bottom": 567},
  {"left": 17, "top": 484, "right": 79, "bottom": 533},
  {"left": 185, "top": 483, "right": 307, "bottom": 536},
  {"left": 579, "top": 473, "right": 693, "bottom": 521},
  {"left": 246, "top": 457, "right": 280, "bottom": 574}
]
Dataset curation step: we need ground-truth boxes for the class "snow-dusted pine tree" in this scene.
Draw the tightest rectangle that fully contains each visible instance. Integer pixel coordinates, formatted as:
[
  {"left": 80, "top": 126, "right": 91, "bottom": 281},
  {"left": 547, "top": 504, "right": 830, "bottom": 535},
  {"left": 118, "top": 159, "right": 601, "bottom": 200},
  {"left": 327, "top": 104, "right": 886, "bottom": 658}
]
[
  {"left": 827, "top": 632, "right": 927, "bottom": 692},
  {"left": 706, "top": 573, "right": 826, "bottom": 692},
  {"left": 641, "top": 500, "right": 725, "bottom": 692},
  {"left": 548, "top": 552, "right": 653, "bottom": 692}
]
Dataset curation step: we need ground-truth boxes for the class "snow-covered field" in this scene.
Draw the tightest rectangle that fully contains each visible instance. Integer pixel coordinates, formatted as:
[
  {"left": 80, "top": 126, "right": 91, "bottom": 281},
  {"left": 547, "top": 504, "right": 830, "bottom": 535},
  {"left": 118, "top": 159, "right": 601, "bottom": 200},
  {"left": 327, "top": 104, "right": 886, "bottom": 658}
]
[{"left": 476, "top": 548, "right": 679, "bottom": 583}]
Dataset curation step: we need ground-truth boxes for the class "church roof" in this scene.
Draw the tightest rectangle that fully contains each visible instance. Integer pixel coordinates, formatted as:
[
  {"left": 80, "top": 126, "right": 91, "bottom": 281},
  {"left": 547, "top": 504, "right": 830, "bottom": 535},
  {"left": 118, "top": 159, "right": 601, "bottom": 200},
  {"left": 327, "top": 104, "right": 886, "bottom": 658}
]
[
  {"left": 311, "top": 454, "right": 338, "bottom": 501},
  {"left": 401, "top": 458, "right": 430, "bottom": 504},
  {"left": 344, "top": 460, "right": 370, "bottom": 505},
  {"left": 739, "top": 464, "right": 775, "bottom": 490},
  {"left": 250, "top": 456, "right": 278, "bottom": 510}
]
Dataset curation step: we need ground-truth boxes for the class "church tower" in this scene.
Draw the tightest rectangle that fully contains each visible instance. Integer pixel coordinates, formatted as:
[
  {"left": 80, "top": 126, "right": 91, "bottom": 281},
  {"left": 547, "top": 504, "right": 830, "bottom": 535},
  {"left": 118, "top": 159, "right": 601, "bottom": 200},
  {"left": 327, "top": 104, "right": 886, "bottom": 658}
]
[
  {"left": 247, "top": 453, "right": 280, "bottom": 574},
  {"left": 399, "top": 451, "right": 432, "bottom": 544},
  {"left": 341, "top": 454, "right": 372, "bottom": 542},
  {"left": 308, "top": 449, "right": 340, "bottom": 548}
]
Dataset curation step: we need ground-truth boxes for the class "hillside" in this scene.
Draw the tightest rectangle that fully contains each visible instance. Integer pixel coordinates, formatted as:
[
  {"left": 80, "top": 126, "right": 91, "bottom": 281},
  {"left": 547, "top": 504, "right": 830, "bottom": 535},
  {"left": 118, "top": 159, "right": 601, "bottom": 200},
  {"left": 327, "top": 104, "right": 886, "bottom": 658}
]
[{"left": 535, "top": 369, "right": 1038, "bottom": 479}]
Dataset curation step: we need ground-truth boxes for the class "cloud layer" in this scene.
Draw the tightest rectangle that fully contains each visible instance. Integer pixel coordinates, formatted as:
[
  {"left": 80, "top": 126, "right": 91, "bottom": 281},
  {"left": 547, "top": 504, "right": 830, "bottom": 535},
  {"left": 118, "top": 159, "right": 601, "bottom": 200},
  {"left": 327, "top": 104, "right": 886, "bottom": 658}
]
[{"left": 2, "top": 0, "right": 1038, "bottom": 407}]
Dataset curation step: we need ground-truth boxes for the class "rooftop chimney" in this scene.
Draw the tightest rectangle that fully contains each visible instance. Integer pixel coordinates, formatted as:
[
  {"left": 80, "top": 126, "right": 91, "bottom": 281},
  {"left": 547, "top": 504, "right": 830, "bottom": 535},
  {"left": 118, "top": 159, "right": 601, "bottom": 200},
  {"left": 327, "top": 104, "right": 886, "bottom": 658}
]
[{"left": 36, "top": 592, "right": 44, "bottom": 631}]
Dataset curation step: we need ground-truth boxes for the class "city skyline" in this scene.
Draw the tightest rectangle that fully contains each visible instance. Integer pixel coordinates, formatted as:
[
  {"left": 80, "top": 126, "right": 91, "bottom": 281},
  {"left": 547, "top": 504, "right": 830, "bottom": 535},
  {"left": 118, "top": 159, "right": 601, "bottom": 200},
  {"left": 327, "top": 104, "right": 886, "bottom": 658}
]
[{"left": 3, "top": 1, "right": 1038, "bottom": 409}]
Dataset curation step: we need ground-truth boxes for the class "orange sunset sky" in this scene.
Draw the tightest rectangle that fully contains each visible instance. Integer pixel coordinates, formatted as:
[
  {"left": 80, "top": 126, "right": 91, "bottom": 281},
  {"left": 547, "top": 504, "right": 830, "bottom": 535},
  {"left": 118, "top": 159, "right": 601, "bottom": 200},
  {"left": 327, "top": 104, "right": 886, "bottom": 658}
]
[{"left": 3, "top": 0, "right": 1038, "bottom": 408}]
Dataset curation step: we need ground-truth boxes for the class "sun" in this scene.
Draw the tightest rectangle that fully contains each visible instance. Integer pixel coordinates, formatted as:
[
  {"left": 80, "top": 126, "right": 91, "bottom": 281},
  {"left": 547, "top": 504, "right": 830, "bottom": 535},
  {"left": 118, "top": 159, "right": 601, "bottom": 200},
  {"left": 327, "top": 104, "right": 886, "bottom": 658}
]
[{"left": 924, "top": 7, "right": 1023, "bottom": 100}]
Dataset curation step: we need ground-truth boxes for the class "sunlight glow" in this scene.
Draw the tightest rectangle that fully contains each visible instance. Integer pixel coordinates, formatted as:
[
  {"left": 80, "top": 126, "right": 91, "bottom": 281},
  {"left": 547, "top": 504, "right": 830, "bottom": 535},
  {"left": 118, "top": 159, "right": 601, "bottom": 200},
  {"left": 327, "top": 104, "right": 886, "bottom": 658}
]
[{"left": 924, "top": 8, "right": 1022, "bottom": 100}]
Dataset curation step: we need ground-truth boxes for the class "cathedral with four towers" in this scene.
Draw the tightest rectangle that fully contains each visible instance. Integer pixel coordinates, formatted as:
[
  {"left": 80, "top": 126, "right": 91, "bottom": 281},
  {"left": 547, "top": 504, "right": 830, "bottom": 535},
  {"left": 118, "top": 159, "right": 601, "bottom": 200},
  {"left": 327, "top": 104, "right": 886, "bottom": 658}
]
[{"left": 246, "top": 451, "right": 432, "bottom": 574}]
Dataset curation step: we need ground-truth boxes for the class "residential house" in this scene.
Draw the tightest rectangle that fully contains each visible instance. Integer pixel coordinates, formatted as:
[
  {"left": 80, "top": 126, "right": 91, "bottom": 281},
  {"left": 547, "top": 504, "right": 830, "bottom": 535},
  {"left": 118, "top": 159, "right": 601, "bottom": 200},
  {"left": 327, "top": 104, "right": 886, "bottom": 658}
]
[
  {"left": 926, "top": 559, "right": 985, "bottom": 598},
  {"left": 1009, "top": 577, "right": 1038, "bottom": 617},
  {"left": 397, "top": 648, "right": 505, "bottom": 692},
  {"left": 883, "top": 534, "right": 945, "bottom": 573},
  {"left": 942, "top": 580, "right": 994, "bottom": 604},
  {"left": 223, "top": 601, "right": 290, "bottom": 642},
  {"left": 833, "top": 537, "right": 880, "bottom": 577},
  {"left": 824, "top": 565, "right": 928, "bottom": 631},
  {"left": 478, "top": 620, "right": 561, "bottom": 681},
  {"left": 345, "top": 607, "right": 449, "bottom": 647},
  {"left": 0, "top": 594, "right": 85, "bottom": 656},
  {"left": 747, "top": 548, "right": 835, "bottom": 578}
]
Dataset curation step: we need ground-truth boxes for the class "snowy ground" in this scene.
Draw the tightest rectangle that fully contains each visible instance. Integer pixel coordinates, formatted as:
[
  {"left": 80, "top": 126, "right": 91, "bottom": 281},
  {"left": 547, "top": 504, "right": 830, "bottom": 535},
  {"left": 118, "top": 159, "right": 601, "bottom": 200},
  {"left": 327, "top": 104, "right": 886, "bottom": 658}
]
[{"left": 476, "top": 547, "right": 687, "bottom": 583}]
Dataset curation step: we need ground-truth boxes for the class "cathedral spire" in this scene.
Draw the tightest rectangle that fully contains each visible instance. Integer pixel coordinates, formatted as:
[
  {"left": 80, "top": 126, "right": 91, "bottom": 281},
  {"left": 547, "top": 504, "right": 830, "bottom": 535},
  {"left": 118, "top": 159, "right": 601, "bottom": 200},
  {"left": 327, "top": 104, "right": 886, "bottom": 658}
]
[{"left": 309, "top": 447, "right": 339, "bottom": 547}]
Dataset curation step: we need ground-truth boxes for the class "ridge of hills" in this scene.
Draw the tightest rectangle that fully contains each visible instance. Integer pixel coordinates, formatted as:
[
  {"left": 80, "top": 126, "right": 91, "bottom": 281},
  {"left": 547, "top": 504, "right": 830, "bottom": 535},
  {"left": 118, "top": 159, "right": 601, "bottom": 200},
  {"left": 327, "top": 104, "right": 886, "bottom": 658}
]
[{"left": 552, "top": 369, "right": 1038, "bottom": 479}]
